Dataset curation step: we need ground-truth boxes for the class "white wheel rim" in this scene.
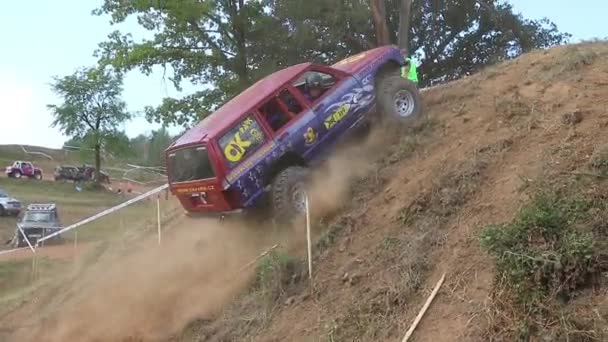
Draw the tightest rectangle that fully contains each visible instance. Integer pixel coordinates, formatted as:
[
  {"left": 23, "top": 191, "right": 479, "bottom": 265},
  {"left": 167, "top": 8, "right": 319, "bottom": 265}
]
[{"left": 393, "top": 90, "right": 415, "bottom": 118}]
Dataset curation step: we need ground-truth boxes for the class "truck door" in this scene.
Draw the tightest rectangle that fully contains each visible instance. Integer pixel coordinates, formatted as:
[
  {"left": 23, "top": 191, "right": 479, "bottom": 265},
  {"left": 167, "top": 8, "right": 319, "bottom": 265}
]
[{"left": 289, "top": 68, "right": 367, "bottom": 162}]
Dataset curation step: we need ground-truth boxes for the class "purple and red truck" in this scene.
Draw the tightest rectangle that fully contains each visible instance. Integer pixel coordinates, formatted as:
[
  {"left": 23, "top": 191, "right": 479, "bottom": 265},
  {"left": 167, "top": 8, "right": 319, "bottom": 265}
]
[
  {"left": 5, "top": 161, "right": 43, "bottom": 180},
  {"left": 165, "top": 45, "right": 423, "bottom": 223}
]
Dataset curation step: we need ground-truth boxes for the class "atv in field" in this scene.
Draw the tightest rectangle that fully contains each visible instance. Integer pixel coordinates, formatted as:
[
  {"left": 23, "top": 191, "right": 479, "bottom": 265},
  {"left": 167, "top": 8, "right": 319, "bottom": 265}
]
[
  {"left": 11, "top": 203, "right": 63, "bottom": 247},
  {"left": 165, "top": 45, "right": 423, "bottom": 223},
  {"left": 5, "top": 161, "right": 43, "bottom": 180},
  {"left": 0, "top": 188, "right": 22, "bottom": 217}
]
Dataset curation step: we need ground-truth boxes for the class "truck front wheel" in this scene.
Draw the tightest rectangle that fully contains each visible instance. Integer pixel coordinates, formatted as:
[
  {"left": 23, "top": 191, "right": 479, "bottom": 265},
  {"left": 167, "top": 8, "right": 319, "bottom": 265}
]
[
  {"left": 270, "top": 166, "right": 311, "bottom": 224},
  {"left": 376, "top": 71, "right": 423, "bottom": 125}
]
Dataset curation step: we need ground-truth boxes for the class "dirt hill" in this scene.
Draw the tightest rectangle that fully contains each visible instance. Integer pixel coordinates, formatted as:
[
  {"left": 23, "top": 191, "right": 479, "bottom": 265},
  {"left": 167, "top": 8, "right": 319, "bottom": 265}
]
[
  {"left": 178, "top": 42, "right": 608, "bottom": 342},
  {"left": 4, "top": 41, "right": 608, "bottom": 342}
]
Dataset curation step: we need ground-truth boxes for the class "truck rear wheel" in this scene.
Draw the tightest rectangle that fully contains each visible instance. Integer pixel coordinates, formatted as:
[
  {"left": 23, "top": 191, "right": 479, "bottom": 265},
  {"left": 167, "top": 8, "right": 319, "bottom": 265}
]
[
  {"left": 376, "top": 71, "right": 423, "bottom": 125},
  {"left": 11, "top": 171, "right": 21, "bottom": 179},
  {"left": 270, "top": 166, "right": 311, "bottom": 224}
]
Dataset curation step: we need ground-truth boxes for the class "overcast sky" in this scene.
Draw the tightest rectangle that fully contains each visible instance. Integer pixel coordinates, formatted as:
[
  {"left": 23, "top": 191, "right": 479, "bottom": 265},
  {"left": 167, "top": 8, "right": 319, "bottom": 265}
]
[{"left": 0, "top": 0, "right": 606, "bottom": 149}]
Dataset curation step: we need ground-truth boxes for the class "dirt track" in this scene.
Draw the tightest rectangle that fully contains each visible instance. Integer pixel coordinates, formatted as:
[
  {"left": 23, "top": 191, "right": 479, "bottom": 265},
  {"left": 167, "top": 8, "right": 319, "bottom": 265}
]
[{"left": 0, "top": 243, "right": 91, "bottom": 262}]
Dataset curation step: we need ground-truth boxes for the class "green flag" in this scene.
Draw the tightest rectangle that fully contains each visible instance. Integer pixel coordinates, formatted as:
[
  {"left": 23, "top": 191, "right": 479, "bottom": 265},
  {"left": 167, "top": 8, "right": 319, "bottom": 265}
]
[{"left": 401, "top": 57, "right": 419, "bottom": 84}]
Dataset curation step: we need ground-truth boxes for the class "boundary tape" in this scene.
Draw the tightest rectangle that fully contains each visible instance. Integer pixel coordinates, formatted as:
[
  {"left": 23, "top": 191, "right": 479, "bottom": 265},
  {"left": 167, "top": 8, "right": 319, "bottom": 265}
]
[
  {"left": 0, "top": 184, "right": 169, "bottom": 256},
  {"left": 36, "top": 184, "right": 169, "bottom": 245}
]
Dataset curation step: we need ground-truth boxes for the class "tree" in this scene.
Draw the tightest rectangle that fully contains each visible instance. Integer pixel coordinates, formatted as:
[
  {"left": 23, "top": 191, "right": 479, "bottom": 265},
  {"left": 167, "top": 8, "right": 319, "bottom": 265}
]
[
  {"left": 93, "top": 0, "right": 570, "bottom": 127},
  {"left": 396, "top": 0, "right": 412, "bottom": 52},
  {"left": 147, "top": 128, "right": 173, "bottom": 166},
  {"left": 63, "top": 130, "right": 134, "bottom": 163},
  {"left": 48, "top": 66, "right": 131, "bottom": 184},
  {"left": 93, "top": 0, "right": 277, "bottom": 129},
  {"left": 294, "top": 0, "right": 571, "bottom": 86},
  {"left": 371, "top": 0, "right": 390, "bottom": 45}
]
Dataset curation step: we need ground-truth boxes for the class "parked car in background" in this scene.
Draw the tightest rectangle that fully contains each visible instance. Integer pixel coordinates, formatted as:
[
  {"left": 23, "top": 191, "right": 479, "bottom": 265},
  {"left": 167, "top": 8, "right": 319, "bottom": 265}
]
[
  {"left": 54, "top": 165, "right": 79, "bottom": 181},
  {"left": 0, "top": 188, "right": 22, "bottom": 217},
  {"left": 5, "top": 161, "right": 43, "bottom": 180},
  {"left": 76, "top": 165, "right": 111, "bottom": 184},
  {"left": 53, "top": 164, "right": 111, "bottom": 184},
  {"left": 12, "top": 203, "right": 63, "bottom": 247}
]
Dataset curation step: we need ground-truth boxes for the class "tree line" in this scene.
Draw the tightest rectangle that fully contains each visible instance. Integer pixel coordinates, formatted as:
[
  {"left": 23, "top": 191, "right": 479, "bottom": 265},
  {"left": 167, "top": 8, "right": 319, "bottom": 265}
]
[
  {"left": 47, "top": 0, "right": 571, "bottom": 182},
  {"left": 63, "top": 127, "right": 178, "bottom": 168}
]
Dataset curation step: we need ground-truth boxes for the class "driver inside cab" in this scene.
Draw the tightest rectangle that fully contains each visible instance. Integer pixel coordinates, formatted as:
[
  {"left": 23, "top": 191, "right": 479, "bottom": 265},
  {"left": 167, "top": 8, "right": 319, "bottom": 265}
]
[{"left": 303, "top": 73, "right": 325, "bottom": 102}]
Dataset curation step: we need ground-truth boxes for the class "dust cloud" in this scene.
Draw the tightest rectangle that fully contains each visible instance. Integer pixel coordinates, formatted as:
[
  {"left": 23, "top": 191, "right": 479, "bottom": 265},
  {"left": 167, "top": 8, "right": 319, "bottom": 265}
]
[
  {"left": 20, "top": 219, "right": 267, "bottom": 342},
  {"left": 14, "top": 126, "right": 390, "bottom": 342},
  {"left": 307, "top": 126, "right": 389, "bottom": 219}
]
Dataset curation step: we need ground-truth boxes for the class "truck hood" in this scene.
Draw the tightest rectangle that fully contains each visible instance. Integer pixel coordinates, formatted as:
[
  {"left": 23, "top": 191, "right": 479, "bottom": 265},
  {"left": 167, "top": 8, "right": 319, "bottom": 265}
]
[{"left": 331, "top": 46, "right": 401, "bottom": 74}]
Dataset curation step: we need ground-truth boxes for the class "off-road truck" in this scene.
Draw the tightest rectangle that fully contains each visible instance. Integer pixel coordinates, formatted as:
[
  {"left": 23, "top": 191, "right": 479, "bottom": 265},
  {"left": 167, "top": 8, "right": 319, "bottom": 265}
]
[
  {"left": 5, "top": 161, "right": 43, "bottom": 180},
  {"left": 12, "top": 203, "right": 63, "bottom": 247},
  {"left": 165, "top": 45, "right": 423, "bottom": 223},
  {"left": 0, "top": 188, "right": 22, "bottom": 217},
  {"left": 54, "top": 165, "right": 79, "bottom": 181}
]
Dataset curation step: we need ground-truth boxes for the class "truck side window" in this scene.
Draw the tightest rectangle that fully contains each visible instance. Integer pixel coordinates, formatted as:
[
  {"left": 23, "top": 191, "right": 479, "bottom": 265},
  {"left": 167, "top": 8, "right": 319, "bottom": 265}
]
[
  {"left": 292, "top": 71, "right": 337, "bottom": 104},
  {"left": 259, "top": 97, "right": 292, "bottom": 132},
  {"left": 279, "top": 89, "right": 303, "bottom": 115},
  {"left": 218, "top": 114, "right": 267, "bottom": 169}
]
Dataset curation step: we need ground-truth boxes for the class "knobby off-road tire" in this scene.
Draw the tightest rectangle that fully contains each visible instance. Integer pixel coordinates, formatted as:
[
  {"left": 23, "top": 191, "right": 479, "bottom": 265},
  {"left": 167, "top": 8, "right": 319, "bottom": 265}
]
[
  {"left": 0, "top": 205, "right": 5, "bottom": 217},
  {"left": 11, "top": 171, "right": 21, "bottom": 179},
  {"left": 270, "top": 166, "right": 311, "bottom": 225},
  {"left": 33, "top": 173, "right": 42, "bottom": 180},
  {"left": 376, "top": 71, "right": 423, "bottom": 126}
]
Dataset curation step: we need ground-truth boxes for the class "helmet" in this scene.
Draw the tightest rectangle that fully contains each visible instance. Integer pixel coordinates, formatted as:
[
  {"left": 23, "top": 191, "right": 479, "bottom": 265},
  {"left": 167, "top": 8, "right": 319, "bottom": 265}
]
[{"left": 306, "top": 73, "right": 323, "bottom": 89}]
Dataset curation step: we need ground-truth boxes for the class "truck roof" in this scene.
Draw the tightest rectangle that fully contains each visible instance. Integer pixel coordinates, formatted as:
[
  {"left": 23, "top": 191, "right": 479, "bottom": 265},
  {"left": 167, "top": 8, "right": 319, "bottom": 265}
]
[{"left": 171, "top": 62, "right": 311, "bottom": 148}]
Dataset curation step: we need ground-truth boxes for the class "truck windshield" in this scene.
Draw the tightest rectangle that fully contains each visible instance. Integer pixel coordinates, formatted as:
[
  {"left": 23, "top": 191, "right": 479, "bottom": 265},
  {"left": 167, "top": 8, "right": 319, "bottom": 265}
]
[
  {"left": 168, "top": 145, "right": 215, "bottom": 183},
  {"left": 24, "top": 212, "right": 51, "bottom": 222}
]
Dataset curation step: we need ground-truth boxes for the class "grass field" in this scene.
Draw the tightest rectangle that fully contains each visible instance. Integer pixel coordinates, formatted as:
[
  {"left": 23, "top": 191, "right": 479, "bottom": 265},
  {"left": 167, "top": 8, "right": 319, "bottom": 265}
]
[{"left": 0, "top": 173, "right": 180, "bottom": 322}]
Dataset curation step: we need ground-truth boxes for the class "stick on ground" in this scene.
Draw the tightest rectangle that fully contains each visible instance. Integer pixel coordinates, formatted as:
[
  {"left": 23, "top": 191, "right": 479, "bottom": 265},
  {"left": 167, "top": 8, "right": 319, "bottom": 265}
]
[{"left": 402, "top": 272, "right": 446, "bottom": 342}]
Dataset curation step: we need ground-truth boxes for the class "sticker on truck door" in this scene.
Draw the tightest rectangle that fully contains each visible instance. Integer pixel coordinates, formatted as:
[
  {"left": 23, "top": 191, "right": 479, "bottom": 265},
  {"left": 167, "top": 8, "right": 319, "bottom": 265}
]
[
  {"left": 324, "top": 104, "right": 351, "bottom": 130},
  {"left": 219, "top": 115, "right": 268, "bottom": 168}
]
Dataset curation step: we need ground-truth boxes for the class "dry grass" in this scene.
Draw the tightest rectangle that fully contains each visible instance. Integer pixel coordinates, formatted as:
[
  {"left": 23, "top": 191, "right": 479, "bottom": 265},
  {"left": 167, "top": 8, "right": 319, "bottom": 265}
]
[
  {"left": 323, "top": 140, "right": 512, "bottom": 341},
  {"left": 174, "top": 248, "right": 304, "bottom": 342},
  {"left": 589, "top": 144, "right": 608, "bottom": 175},
  {"left": 533, "top": 45, "right": 599, "bottom": 83},
  {"left": 479, "top": 172, "right": 608, "bottom": 341}
]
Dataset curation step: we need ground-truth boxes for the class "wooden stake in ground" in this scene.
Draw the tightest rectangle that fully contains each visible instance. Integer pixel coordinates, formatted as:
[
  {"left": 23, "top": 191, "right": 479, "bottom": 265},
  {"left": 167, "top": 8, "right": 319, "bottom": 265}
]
[
  {"left": 305, "top": 194, "right": 313, "bottom": 288},
  {"left": 156, "top": 195, "right": 161, "bottom": 245},
  {"left": 401, "top": 272, "right": 446, "bottom": 342},
  {"left": 18, "top": 224, "right": 36, "bottom": 254},
  {"left": 232, "top": 244, "right": 280, "bottom": 279}
]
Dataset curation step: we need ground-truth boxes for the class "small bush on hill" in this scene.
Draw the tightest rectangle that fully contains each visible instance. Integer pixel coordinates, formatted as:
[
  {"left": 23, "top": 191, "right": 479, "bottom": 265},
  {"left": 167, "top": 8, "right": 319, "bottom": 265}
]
[
  {"left": 480, "top": 186, "right": 608, "bottom": 340},
  {"left": 480, "top": 192, "right": 595, "bottom": 303}
]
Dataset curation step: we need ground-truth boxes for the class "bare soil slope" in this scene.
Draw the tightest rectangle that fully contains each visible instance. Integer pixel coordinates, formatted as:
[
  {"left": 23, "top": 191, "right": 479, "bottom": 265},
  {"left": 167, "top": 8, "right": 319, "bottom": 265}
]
[{"left": 183, "top": 42, "right": 608, "bottom": 342}]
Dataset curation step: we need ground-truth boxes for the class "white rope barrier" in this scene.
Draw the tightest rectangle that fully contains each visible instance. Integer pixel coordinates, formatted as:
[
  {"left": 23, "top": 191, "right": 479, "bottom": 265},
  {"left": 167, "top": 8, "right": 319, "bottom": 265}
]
[{"left": 36, "top": 184, "right": 169, "bottom": 245}]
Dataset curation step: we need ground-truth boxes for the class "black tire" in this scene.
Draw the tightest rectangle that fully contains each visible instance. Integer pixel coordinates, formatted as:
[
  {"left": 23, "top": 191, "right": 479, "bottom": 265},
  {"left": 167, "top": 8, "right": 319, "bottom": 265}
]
[
  {"left": 11, "top": 171, "right": 21, "bottom": 179},
  {"left": 376, "top": 70, "right": 423, "bottom": 125},
  {"left": 34, "top": 173, "right": 42, "bottom": 180},
  {"left": 0, "top": 205, "right": 5, "bottom": 217},
  {"left": 270, "top": 166, "right": 311, "bottom": 224}
]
